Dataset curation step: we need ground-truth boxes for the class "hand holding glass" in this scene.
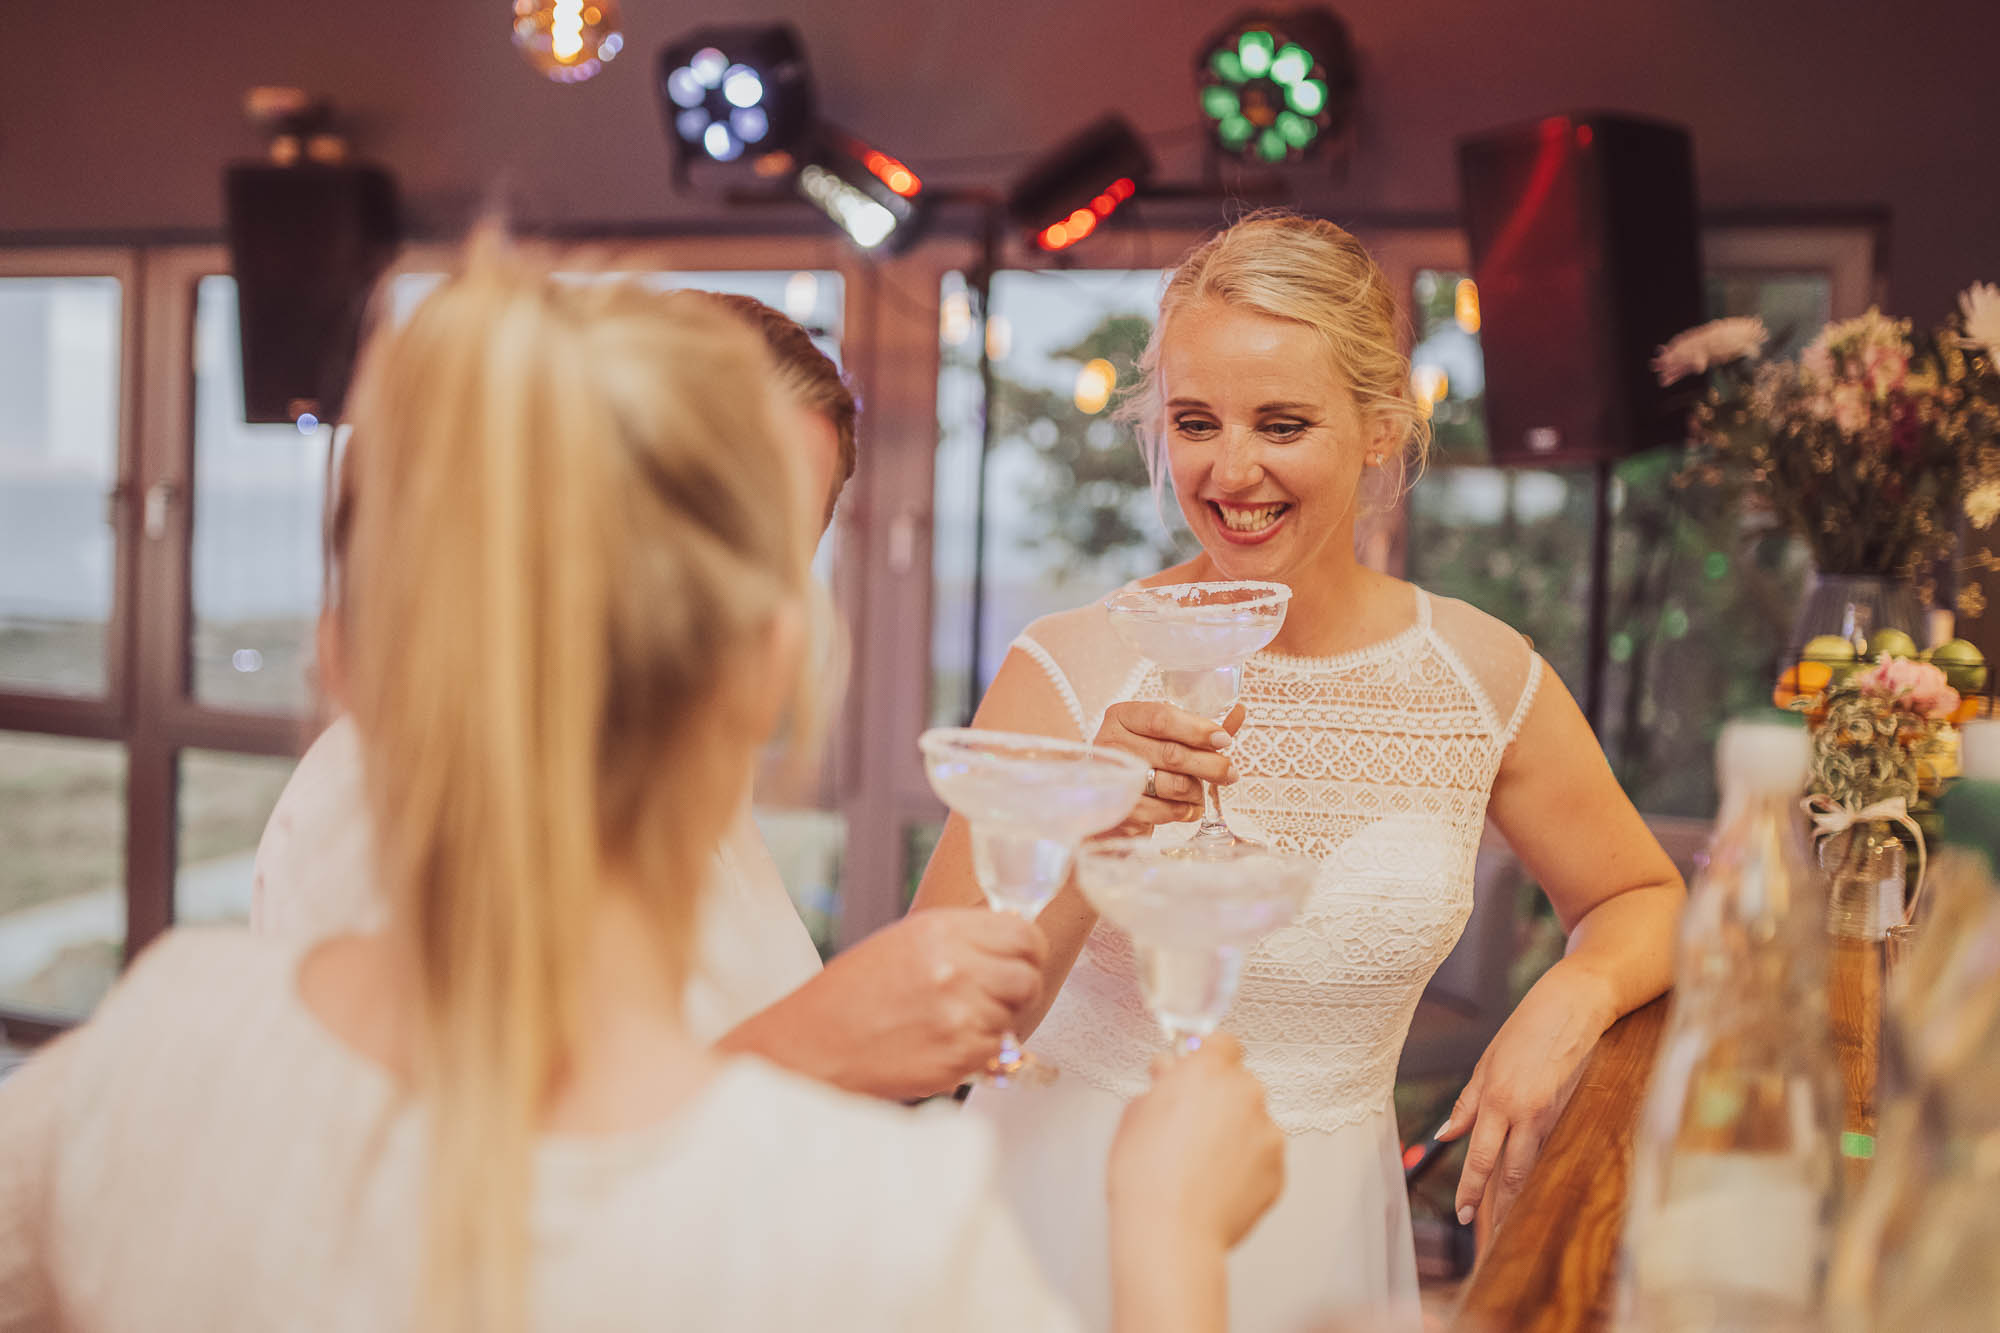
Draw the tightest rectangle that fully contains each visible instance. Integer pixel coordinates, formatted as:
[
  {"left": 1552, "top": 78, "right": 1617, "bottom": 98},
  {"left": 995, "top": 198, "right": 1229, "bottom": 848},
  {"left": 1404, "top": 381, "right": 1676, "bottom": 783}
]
[
  {"left": 919, "top": 727, "right": 1149, "bottom": 1085},
  {"left": 1105, "top": 581, "right": 1290, "bottom": 846}
]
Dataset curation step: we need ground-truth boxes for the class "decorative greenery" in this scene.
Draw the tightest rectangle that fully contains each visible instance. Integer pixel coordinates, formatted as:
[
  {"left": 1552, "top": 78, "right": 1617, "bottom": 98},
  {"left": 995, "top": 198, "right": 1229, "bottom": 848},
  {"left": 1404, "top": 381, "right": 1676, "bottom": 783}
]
[{"left": 1805, "top": 659, "right": 1959, "bottom": 812}]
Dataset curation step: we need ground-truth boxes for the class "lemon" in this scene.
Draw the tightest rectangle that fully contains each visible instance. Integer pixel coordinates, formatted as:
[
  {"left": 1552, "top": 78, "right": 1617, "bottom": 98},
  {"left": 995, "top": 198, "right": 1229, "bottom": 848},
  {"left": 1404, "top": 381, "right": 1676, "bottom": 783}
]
[{"left": 1802, "top": 634, "right": 1857, "bottom": 663}]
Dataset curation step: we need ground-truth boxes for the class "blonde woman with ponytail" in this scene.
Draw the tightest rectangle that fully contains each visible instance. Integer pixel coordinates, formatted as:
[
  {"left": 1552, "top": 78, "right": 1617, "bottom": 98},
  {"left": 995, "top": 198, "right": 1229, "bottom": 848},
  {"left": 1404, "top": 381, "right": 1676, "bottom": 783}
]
[
  {"left": 914, "top": 210, "right": 1685, "bottom": 1329},
  {"left": 0, "top": 234, "right": 1282, "bottom": 1332},
  {"left": 254, "top": 287, "right": 1050, "bottom": 1102}
]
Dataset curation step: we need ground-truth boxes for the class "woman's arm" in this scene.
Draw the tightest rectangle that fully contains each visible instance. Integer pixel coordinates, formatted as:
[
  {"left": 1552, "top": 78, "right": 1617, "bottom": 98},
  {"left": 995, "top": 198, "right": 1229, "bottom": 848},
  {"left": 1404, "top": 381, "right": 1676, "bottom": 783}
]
[
  {"left": 909, "top": 646, "right": 1237, "bottom": 1039},
  {"left": 1444, "top": 665, "right": 1686, "bottom": 1231}
]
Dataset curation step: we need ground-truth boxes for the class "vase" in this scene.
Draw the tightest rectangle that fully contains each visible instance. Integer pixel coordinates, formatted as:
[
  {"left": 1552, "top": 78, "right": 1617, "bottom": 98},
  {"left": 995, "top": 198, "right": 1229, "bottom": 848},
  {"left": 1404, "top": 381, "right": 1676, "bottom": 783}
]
[
  {"left": 1785, "top": 572, "right": 1925, "bottom": 666},
  {"left": 1819, "top": 820, "right": 1907, "bottom": 940}
]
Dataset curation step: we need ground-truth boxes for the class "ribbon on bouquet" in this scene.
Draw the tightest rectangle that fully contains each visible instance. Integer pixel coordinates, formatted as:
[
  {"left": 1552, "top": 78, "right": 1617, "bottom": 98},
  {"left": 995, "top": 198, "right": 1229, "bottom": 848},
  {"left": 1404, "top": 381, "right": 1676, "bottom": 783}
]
[{"left": 1801, "top": 793, "right": 1928, "bottom": 927}]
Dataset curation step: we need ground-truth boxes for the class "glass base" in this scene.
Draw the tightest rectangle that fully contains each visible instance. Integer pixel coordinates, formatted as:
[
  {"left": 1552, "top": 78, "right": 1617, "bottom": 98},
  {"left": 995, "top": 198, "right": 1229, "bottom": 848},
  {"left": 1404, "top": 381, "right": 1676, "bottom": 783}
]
[
  {"left": 1176, "top": 824, "right": 1264, "bottom": 856},
  {"left": 972, "top": 1032, "right": 1058, "bottom": 1088}
]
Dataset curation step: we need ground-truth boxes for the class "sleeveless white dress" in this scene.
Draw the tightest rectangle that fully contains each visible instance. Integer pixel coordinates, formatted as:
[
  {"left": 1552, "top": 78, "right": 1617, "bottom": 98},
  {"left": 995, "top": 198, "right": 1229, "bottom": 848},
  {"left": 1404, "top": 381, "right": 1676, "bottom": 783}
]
[
  {"left": 973, "top": 585, "right": 1543, "bottom": 1332},
  {"left": 251, "top": 716, "right": 824, "bottom": 1042}
]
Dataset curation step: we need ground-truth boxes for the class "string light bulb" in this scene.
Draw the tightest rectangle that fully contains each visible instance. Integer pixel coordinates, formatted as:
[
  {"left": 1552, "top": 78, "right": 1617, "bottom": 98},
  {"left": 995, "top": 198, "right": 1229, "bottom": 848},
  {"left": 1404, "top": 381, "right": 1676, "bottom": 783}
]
[{"left": 513, "top": 0, "right": 624, "bottom": 84}]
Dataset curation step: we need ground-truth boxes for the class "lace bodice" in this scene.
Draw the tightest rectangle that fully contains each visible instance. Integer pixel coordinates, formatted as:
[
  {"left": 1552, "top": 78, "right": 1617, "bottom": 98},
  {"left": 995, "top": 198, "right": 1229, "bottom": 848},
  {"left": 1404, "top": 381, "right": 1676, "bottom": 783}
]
[{"left": 1014, "top": 586, "right": 1543, "bottom": 1133}]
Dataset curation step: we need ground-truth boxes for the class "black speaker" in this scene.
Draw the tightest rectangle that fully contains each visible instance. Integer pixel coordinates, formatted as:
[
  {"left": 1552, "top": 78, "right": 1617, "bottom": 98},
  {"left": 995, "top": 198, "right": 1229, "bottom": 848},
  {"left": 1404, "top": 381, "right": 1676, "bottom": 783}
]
[
  {"left": 224, "top": 163, "right": 399, "bottom": 425},
  {"left": 1457, "top": 113, "right": 1702, "bottom": 465}
]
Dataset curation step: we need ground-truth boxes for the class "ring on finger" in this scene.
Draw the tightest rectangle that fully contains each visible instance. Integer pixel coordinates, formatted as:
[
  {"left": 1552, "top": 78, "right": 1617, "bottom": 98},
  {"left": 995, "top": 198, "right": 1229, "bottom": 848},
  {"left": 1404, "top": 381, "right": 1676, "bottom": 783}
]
[{"left": 1143, "top": 769, "right": 1159, "bottom": 799}]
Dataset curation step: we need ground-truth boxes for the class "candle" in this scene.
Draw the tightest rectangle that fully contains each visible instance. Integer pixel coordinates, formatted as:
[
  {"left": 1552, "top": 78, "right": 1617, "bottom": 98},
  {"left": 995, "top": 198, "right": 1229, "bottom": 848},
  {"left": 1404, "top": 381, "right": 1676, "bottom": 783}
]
[{"left": 1959, "top": 718, "right": 2000, "bottom": 782}]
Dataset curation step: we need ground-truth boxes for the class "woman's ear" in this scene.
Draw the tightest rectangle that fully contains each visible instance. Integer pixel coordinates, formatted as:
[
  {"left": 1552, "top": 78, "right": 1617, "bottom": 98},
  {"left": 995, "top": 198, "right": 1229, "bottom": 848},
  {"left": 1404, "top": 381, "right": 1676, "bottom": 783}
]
[
  {"left": 1363, "top": 412, "right": 1401, "bottom": 467},
  {"left": 729, "top": 598, "right": 808, "bottom": 751}
]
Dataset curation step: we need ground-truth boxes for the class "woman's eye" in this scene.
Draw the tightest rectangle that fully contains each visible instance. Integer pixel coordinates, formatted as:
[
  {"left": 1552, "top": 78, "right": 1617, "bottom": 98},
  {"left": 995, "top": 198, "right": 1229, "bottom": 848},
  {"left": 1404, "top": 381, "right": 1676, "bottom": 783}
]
[
  {"left": 1174, "top": 416, "right": 1219, "bottom": 437},
  {"left": 1264, "top": 420, "right": 1308, "bottom": 440}
]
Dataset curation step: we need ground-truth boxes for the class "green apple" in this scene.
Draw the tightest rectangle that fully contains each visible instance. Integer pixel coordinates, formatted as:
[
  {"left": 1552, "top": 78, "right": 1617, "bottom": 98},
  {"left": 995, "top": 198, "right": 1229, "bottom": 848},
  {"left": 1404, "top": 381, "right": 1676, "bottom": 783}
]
[
  {"left": 1868, "top": 628, "right": 1920, "bottom": 660},
  {"left": 1802, "top": 634, "right": 1858, "bottom": 663},
  {"left": 1931, "top": 638, "right": 1989, "bottom": 693}
]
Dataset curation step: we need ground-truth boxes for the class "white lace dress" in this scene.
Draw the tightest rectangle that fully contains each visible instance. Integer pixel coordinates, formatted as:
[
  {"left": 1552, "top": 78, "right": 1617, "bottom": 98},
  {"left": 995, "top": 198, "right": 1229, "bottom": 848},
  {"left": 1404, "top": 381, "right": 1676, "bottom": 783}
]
[{"left": 972, "top": 585, "right": 1542, "bottom": 1332}]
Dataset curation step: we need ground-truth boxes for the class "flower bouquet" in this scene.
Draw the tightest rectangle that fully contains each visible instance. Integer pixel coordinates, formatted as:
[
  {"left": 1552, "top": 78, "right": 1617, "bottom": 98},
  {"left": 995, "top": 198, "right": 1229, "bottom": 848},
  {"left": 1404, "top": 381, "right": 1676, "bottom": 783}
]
[
  {"left": 1661, "top": 286, "right": 2000, "bottom": 582},
  {"left": 1798, "top": 658, "right": 1963, "bottom": 938}
]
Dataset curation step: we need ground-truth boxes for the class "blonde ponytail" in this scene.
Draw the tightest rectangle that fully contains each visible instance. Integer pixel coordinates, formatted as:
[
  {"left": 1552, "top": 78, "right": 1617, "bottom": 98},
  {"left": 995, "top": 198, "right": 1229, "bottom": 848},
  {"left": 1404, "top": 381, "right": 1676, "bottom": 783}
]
[{"left": 337, "top": 229, "right": 807, "bottom": 1329}]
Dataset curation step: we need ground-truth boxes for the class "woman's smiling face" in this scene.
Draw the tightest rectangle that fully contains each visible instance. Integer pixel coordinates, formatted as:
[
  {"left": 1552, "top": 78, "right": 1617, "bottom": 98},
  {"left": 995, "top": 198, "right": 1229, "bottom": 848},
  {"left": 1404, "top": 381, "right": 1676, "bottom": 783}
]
[{"left": 1158, "top": 299, "right": 1387, "bottom": 582}]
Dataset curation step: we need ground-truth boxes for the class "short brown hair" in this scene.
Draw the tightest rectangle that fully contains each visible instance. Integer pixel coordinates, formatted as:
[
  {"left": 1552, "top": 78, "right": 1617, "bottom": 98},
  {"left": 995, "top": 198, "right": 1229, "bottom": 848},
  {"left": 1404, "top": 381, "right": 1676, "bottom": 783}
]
[{"left": 697, "top": 291, "right": 858, "bottom": 520}]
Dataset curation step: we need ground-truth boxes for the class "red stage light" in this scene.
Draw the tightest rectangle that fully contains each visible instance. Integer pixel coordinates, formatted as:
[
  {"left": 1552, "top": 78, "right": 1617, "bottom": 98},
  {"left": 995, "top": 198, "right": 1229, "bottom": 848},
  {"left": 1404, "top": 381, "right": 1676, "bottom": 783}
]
[
  {"left": 861, "top": 147, "right": 922, "bottom": 197},
  {"left": 1575, "top": 124, "right": 1594, "bottom": 148}
]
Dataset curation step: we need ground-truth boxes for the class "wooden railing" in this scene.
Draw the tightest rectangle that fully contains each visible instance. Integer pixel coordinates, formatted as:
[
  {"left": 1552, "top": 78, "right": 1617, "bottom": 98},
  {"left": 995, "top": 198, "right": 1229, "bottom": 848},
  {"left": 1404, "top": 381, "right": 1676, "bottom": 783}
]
[{"left": 1454, "top": 994, "right": 1670, "bottom": 1332}]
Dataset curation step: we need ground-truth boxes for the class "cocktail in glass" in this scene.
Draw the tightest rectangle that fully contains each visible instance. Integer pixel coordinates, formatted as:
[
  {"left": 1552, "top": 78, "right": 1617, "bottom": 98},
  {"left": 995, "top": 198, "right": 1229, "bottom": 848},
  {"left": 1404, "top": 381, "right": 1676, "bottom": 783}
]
[
  {"left": 918, "top": 727, "right": 1150, "bottom": 1085},
  {"left": 1104, "top": 580, "right": 1291, "bottom": 847},
  {"left": 1074, "top": 838, "right": 1317, "bottom": 1054}
]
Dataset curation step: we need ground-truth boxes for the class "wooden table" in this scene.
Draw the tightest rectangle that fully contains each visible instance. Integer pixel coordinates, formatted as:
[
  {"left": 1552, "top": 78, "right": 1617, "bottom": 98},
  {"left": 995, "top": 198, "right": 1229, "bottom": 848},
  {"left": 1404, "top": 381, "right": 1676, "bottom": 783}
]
[{"left": 1454, "top": 995, "right": 1669, "bottom": 1332}]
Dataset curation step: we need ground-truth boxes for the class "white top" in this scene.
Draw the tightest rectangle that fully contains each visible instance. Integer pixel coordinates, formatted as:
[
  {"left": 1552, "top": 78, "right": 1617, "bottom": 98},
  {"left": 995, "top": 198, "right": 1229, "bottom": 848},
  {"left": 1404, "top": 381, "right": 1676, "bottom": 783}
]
[
  {"left": 252, "top": 717, "right": 825, "bottom": 1042},
  {"left": 1014, "top": 586, "right": 1544, "bottom": 1132},
  {"left": 0, "top": 930, "right": 1079, "bottom": 1332}
]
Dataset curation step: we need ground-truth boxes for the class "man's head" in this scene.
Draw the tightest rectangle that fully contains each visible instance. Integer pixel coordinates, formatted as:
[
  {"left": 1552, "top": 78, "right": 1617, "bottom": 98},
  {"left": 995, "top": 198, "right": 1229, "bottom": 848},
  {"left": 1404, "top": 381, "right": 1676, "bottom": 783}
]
[{"left": 696, "top": 291, "right": 857, "bottom": 532}]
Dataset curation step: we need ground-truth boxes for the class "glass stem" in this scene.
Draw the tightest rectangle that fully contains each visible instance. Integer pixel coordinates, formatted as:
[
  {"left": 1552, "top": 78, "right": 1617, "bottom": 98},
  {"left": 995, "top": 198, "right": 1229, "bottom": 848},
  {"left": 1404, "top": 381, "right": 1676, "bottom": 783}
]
[{"left": 1196, "top": 778, "right": 1230, "bottom": 841}]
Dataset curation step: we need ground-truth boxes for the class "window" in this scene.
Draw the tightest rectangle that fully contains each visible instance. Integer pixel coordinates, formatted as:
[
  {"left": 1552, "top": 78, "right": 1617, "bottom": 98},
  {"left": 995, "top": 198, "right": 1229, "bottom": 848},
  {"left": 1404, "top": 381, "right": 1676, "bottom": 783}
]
[
  {"left": 0, "top": 277, "right": 124, "bottom": 697},
  {"left": 0, "top": 732, "right": 126, "bottom": 1019},
  {"left": 174, "top": 748, "right": 298, "bottom": 927},
  {"left": 190, "top": 277, "right": 332, "bottom": 714},
  {"left": 931, "top": 267, "right": 1187, "bottom": 727}
]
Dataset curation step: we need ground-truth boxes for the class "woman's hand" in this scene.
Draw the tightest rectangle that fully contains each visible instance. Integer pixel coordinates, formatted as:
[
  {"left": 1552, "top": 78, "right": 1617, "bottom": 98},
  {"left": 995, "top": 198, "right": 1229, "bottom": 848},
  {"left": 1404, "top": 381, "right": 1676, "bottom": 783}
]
[
  {"left": 718, "top": 908, "right": 1047, "bottom": 1100},
  {"left": 1104, "top": 1036, "right": 1283, "bottom": 1333},
  {"left": 1109, "top": 1034, "right": 1284, "bottom": 1249},
  {"left": 1438, "top": 961, "right": 1617, "bottom": 1233},
  {"left": 1093, "top": 701, "right": 1246, "bottom": 835}
]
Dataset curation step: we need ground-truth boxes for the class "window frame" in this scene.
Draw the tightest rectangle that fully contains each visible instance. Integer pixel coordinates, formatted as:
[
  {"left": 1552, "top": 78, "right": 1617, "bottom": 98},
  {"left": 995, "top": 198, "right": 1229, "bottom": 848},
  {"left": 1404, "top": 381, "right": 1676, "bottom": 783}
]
[{"left": 0, "top": 249, "right": 143, "bottom": 1042}]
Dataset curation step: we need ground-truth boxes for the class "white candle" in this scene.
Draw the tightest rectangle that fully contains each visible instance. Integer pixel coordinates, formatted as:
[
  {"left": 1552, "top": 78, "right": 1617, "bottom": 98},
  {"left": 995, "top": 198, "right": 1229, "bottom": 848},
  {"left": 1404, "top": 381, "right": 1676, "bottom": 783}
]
[{"left": 1960, "top": 718, "right": 2000, "bottom": 782}]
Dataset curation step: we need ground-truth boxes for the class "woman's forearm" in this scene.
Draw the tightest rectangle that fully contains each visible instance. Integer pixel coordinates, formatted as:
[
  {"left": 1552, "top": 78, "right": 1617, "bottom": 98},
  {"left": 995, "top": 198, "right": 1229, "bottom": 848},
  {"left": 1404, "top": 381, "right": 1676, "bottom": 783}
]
[{"left": 1558, "top": 880, "right": 1683, "bottom": 1019}]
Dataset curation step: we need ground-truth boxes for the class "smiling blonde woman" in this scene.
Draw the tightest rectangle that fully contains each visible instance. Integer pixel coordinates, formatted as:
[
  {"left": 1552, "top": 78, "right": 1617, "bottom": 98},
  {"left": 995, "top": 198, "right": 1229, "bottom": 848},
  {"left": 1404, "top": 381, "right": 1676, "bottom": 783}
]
[{"left": 914, "top": 210, "right": 1686, "bottom": 1330}]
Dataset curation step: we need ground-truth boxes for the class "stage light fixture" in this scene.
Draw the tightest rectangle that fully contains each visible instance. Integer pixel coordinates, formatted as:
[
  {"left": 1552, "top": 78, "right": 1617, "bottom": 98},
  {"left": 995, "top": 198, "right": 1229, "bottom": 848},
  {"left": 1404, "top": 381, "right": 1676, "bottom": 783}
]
[
  {"left": 793, "top": 127, "right": 927, "bottom": 252},
  {"left": 1006, "top": 116, "right": 1153, "bottom": 254},
  {"left": 513, "top": 0, "right": 623, "bottom": 83},
  {"left": 1196, "top": 8, "right": 1357, "bottom": 164},
  {"left": 657, "top": 23, "right": 814, "bottom": 178}
]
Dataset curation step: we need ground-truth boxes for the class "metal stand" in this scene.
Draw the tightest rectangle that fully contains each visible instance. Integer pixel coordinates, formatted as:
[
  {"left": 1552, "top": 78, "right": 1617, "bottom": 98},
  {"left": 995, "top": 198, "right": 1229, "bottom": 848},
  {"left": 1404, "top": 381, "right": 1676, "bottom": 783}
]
[{"left": 1582, "top": 458, "right": 1614, "bottom": 733}]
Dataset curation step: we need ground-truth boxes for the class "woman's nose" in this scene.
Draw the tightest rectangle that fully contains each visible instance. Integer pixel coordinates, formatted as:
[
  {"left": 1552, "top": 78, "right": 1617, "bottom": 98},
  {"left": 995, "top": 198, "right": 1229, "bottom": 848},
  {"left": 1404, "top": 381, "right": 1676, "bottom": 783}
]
[{"left": 1213, "top": 429, "right": 1265, "bottom": 491}]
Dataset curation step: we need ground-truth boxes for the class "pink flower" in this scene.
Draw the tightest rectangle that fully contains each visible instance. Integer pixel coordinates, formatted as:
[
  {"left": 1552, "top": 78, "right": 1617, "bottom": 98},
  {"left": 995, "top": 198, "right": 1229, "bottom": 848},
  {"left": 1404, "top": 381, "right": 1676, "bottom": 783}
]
[
  {"left": 1832, "top": 383, "right": 1870, "bottom": 433},
  {"left": 1864, "top": 344, "right": 1908, "bottom": 400},
  {"left": 1850, "top": 658, "right": 1961, "bottom": 719},
  {"left": 1801, "top": 344, "right": 1835, "bottom": 384}
]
